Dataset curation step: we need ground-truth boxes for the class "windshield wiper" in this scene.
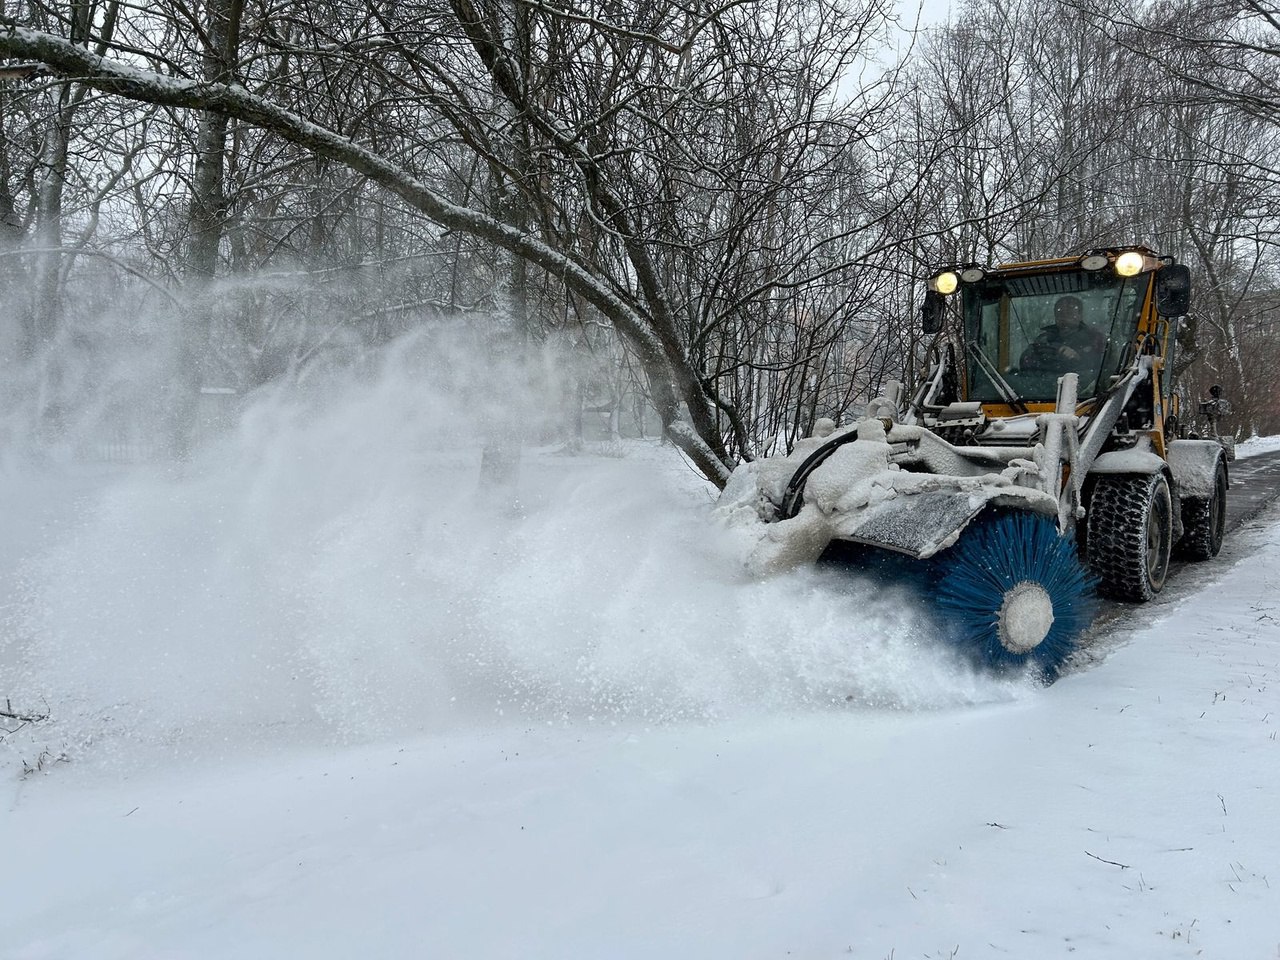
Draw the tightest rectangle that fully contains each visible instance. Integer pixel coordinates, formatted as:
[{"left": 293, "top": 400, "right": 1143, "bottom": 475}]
[{"left": 966, "top": 341, "right": 1029, "bottom": 414}]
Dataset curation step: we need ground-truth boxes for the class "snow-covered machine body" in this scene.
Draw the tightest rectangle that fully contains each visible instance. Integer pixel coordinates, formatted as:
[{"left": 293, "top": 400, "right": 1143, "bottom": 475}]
[{"left": 719, "top": 247, "right": 1231, "bottom": 673}]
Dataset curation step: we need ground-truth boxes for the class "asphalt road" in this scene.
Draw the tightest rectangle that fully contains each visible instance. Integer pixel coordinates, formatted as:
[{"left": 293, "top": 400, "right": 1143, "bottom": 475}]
[
  {"left": 1072, "top": 447, "right": 1280, "bottom": 663},
  {"left": 1223, "top": 447, "right": 1280, "bottom": 529}
]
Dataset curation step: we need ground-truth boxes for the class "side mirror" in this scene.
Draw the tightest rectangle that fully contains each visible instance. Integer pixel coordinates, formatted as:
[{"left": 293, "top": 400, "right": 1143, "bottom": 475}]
[
  {"left": 921, "top": 290, "right": 945, "bottom": 334},
  {"left": 1156, "top": 264, "right": 1191, "bottom": 316}
]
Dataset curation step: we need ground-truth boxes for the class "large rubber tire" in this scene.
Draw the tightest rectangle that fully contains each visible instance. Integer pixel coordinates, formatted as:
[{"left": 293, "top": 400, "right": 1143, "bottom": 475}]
[
  {"left": 1176, "top": 460, "right": 1227, "bottom": 561},
  {"left": 1086, "top": 473, "right": 1174, "bottom": 602}
]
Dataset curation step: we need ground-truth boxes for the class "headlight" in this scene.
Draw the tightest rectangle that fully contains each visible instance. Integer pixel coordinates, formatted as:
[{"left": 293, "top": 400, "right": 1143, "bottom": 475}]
[
  {"left": 932, "top": 271, "right": 959, "bottom": 294},
  {"left": 959, "top": 267, "right": 986, "bottom": 283},
  {"left": 1115, "top": 251, "right": 1145, "bottom": 277},
  {"left": 1079, "top": 253, "right": 1109, "bottom": 271}
]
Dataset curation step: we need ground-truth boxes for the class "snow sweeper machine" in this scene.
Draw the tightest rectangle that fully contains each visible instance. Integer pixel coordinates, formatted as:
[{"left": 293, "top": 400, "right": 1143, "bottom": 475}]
[{"left": 718, "top": 246, "right": 1232, "bottom": 675}]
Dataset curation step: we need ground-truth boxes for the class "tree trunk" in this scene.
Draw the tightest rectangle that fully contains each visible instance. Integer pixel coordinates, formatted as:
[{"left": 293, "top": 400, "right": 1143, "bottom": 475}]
[
  {"left": 478, "top": 1, "right": 533, "bottom": 498},
  {"left": 173, "top": 0, "right": 243, "bottom": 458}
]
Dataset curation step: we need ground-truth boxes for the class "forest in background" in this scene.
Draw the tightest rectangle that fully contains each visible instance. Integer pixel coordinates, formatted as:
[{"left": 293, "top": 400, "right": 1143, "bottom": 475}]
[{"left": 1, "top": 0, "right": 1278, "bottom": 484}]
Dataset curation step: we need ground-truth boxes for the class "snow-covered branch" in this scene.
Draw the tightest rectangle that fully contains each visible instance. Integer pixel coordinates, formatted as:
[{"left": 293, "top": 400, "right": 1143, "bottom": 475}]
[{"left": 0, "top": 16, "right": 738, "bottom": 483}]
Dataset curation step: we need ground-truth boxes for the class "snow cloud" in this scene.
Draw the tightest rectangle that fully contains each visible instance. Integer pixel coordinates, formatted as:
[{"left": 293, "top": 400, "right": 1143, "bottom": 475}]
[{"left": 2, "top": 325, "right": 1026, "bottom": 777}]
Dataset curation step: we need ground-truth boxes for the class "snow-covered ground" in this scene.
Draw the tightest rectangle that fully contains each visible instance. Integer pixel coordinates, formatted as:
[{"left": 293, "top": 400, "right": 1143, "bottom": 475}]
[
  {"left": 3, "top": 352, "right": 1278, "bottom": 958},
  {"left": 1238, "top": 434, "right": 1280, "bottom": 459}
]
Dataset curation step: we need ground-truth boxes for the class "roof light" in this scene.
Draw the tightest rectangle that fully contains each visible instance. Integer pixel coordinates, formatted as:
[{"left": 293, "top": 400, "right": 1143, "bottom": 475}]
[
  {"left": 959, "top": 267, "right": 987, "bottom": 283},
  {"left": 932, "top": 271, "right": 959, "bottom": 295},
  {"left": 1115, "top": 251, "right": 1145, "bottom": 277},
  {"left": 1079, "top": 253, "right": 1109, "bottom": 271}
]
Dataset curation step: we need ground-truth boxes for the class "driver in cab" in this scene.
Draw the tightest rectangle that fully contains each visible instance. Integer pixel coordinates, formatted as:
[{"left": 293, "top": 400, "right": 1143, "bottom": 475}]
[{"left": 1020, "top": 295, "right": 1106, "bottom": 374}]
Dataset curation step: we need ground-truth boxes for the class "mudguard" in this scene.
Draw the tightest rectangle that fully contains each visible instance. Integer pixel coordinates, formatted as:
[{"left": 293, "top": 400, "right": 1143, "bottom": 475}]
[
  {"left": 1089, "top": 448, "right": 1167, "bottom": 476},
  {"left": 1167, "top": 438, "right": 1228, "bottom": 498}
]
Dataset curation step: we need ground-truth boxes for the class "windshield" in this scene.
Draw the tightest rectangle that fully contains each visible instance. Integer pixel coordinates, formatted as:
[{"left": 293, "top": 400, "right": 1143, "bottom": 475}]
[{"left": 961, "top": 269, "right": 1150, "bottom": 402}]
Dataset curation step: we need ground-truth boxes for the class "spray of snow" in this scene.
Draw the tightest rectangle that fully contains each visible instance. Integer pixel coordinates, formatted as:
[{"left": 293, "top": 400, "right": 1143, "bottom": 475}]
[{"left": 1, "top": 325, "right": 1030, "bottom": 777}]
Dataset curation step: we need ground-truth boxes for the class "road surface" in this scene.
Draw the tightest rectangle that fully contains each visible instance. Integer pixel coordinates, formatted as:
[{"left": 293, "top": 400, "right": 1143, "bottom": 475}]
[{"left": 1223, "top": 447, "right": 1280, "bottom": 529}]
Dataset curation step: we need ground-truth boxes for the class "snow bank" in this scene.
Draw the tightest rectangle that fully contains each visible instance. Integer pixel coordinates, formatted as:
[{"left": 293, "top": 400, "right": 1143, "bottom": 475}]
[{"left": 1236, "top": 434, "right": 1280, "bottom": 459}]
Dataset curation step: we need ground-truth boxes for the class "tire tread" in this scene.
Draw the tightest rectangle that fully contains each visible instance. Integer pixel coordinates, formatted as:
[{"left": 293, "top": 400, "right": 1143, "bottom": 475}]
[
  {"left": 1176, "top": 462, "right": 1226, "bottom": 561},
  {"left": 1086, "top": 474, "right": 1170, "bottom": 602}
]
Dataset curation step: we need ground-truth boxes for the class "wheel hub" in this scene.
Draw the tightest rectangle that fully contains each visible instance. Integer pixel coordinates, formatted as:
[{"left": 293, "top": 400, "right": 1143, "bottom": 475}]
[{"left": 997, "top": 581, "right": 1055, "bottom": 653}]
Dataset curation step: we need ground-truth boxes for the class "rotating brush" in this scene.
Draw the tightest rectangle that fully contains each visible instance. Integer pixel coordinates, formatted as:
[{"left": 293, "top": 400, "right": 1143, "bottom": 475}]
[{"left": 930, "top": 510, "right": 1098, "bottom": 676}]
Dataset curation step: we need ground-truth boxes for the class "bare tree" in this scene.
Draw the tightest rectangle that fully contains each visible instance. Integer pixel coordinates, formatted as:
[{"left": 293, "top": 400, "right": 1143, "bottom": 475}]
[{"left": 3, "top": 0, "right": 922, "bottom": 482}]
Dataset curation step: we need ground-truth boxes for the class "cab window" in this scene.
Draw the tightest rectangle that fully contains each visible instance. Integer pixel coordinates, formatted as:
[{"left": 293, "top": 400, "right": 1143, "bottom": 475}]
[{"left": 962, "top": 270, "right": 1148, "bottom": 402}]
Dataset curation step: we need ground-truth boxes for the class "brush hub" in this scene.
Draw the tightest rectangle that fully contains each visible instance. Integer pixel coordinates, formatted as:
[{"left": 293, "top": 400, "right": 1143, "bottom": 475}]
[{"left": 997, "top": 581, "right": 1055, "bottom": 653}]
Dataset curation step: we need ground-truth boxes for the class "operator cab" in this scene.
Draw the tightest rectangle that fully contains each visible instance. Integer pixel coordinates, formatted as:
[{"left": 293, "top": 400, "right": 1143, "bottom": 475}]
[
  {"left": 918, "top": 249, "right": 1191, "bottom": 440},
  {"left": 962, "top": 266, "right": 1149, "bottom": 403}
]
